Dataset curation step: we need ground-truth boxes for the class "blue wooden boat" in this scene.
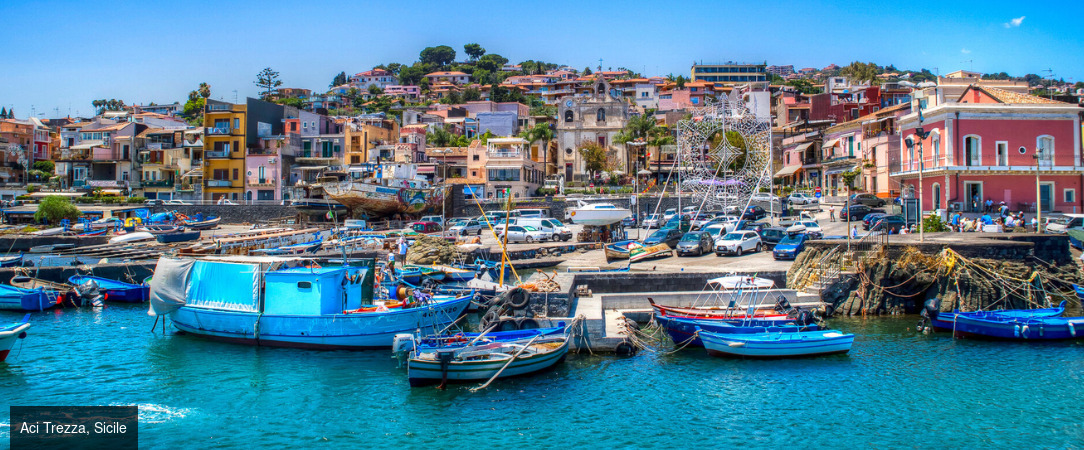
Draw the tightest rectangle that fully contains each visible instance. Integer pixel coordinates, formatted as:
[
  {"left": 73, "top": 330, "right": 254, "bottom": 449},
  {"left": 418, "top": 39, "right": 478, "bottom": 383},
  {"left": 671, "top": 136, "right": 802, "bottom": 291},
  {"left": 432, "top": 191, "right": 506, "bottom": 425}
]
[
  {"left": 251, "top": 238, "right": 324, "bottom": 255},
  {"left": 928, "top": 300, "right": 1067, "bottom": 331},
  {"left": 78, "top": 228, "right": 107, "bottom": 237},
  {"left": 67, "top": 275, "right": 149, "bottom": 303},
  {"left": 1074, "top": 284, "right": 1084, "bottom": 302},
  {"left": 183, "top": 216, "right": 220, "bottom": 230},
  {"left": 0, "top": 314, "right": 31, "bottom": 362},
  {"left": 699, "top": 327, "right": 855, "bottom": 358},
  {"left": 405, "top": 334, "right": 569, "bottom": 387},
  {"left": 939, "top": 312, "right": 1084, "bottom": 340},
  {"left": 0, "top": 285, "right": 57, "bottom": 311},
  {"left": 402, "top": 323, "right": 568, "bottom": 352},
  {"left": 156, "top": 230, "right": 202, "bottom": 244},
  {"left": 394, "top": 267, "right": 423, "bottom": 285},
  {"left": 404, "top": 265, "right": 446, "bottom": 282},
  {"left": 655, "top": 314, "right": 817, "bottom": 347},
  {"left": 0, "top": 253, "right": 22, "bottom": 268},
  {"left": 150, "top": 257, "right": 472, "bottom": 349},
  {"left": 429, "top": 265, "right": 475, "bottom": 282}
]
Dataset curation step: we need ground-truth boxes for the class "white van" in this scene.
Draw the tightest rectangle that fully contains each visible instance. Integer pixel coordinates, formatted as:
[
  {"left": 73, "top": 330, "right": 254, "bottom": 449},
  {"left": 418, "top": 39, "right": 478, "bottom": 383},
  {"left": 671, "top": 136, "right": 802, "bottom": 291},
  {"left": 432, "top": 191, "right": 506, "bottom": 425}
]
[
  {"left": 517, "top": 208, "right": 551, "bottom": 219},
  {"left": 517, "top": 218, "right": 572, "bottom": 241}
]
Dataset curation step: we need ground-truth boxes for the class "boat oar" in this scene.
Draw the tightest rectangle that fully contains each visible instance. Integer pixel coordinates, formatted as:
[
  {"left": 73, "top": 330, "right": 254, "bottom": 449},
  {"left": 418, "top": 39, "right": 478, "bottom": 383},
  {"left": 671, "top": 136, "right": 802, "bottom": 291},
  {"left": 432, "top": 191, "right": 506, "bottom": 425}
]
[{"left": 470, "top": 333, "right": 543, "bottom": 392}]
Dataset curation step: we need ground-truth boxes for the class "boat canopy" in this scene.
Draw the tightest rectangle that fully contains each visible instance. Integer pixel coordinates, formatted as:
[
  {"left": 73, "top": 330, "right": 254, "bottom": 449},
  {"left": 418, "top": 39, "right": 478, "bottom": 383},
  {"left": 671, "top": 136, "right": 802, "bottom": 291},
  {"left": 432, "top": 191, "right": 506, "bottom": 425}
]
[
  {"left": 706, "top": 275, "right": 775, "bottom": 289},
  {"left": 149, "top": 258, "right": 261, "bottom": 316}
]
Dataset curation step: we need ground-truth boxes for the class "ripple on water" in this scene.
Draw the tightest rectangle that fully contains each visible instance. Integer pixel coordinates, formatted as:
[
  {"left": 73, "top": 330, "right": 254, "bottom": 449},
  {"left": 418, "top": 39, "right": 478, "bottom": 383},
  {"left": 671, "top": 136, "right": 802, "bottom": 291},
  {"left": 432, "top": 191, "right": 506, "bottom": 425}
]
[{"left": 2, "top": 309, "right": 1084, "bottom": 447}]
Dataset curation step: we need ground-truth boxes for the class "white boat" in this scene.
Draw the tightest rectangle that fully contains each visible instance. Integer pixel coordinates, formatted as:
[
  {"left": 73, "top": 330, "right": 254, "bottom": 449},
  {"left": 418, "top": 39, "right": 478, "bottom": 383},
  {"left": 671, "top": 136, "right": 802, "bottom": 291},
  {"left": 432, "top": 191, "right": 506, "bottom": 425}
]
[
  {"left": 0, "top": 315, "right": 30, "bottom": 362},
  {"left": 707, "top": 275, "right": 775, "bottom": 290},
  {"left": 567, "top": 201, "right": 631, "bottom": 226},
  {"left": 31, "top": 227, "right": 65, "bottom": 236},
  {"left": 109, "top": 232, "right": 155, "bottom": 244},
  {"left": 406, "top": 335, "right": 569, "bottom": 387},
  {"left": 699, "top": 329, "right": 854, "bottom": 358}
]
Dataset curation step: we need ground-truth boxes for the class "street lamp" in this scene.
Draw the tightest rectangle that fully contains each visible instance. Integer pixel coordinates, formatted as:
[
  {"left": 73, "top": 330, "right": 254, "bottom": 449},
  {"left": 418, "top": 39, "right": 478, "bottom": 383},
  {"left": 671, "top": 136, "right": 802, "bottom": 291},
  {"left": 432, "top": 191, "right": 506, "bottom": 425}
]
[
  {"left": 1034, "top": 146, "right": 1044, "bottom": 232},
  {"left": 905, "top": 126, "right": 930, "bottom": 242}
]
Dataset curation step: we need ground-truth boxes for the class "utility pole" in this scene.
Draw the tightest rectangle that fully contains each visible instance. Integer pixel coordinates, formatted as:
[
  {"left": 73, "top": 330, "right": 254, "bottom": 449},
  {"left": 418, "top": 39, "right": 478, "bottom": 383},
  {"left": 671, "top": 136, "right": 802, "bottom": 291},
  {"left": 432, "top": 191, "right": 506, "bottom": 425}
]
[{"left": 1035, "top": 146, "right": 1043, "bottom": 232}]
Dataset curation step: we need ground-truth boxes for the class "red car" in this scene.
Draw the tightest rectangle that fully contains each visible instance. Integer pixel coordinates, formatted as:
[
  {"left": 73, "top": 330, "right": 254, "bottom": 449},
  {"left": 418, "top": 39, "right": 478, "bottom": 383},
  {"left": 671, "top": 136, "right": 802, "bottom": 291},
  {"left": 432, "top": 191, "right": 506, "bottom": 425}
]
[{"left": 409, "top": 221, "right": 443, "bottom": 233}]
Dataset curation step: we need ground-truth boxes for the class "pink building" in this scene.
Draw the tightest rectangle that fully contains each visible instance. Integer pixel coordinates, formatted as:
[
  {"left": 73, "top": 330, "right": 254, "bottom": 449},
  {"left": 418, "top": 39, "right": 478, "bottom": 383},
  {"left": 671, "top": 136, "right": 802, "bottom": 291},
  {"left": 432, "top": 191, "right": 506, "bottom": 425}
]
[{"left": 894, "top": 86, "right": 1083, "bottom": 214}]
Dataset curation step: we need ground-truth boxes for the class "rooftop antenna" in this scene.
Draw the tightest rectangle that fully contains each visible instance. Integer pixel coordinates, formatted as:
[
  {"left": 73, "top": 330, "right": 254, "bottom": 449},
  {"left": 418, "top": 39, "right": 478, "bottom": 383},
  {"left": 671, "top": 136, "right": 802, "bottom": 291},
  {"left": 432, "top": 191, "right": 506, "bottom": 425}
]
[
  {"left": 1041, "top": 68, "right": 1055, "bottom": 99},
  {"left": 961, "top": 60, "right": 973, "bottom": 71},
  {"left": 233, "top": 90, "right": 238, "bottom": 103}
]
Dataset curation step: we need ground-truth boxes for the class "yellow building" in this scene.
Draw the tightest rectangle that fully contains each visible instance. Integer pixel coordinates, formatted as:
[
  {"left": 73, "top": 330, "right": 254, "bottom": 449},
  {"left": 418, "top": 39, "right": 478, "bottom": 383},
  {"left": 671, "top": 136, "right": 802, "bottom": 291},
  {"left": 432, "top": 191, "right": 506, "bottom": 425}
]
[
  {"left": 343, "top": 118, "right": 398, "bottom": 166},
  {"left": 202, "top": 100, "right": 247, "bottom": 201}
]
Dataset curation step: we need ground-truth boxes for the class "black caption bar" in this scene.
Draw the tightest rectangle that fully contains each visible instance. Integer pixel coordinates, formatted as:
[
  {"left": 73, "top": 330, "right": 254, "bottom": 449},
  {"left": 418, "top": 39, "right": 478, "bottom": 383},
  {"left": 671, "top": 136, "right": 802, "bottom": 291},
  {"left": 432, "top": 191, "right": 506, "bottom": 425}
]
[{"left": 10, "top": 406, "right": 137, "bottom": 450}]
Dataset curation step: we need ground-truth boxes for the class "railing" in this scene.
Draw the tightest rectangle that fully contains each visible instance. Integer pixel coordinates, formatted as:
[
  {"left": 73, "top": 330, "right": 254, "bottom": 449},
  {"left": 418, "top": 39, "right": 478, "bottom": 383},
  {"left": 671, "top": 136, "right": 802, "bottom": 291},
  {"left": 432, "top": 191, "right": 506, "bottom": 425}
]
[
  {"left": 488, "top": 151, "right": 522, "bottom": 159},
  {"left": 206, "top": 126, "right": 231, "bottom": 135},
  {"left": 205, "top": 151, "right": 229, "bottom": 158},
  {"left": 142, "top": 180, "right": 174, "bottom": 188},
  {"left": 248, "top": 179, "right": 276, "bottom": 187},
  {"left": 206, "top": 180, "right": 233, "bottom": 187}
]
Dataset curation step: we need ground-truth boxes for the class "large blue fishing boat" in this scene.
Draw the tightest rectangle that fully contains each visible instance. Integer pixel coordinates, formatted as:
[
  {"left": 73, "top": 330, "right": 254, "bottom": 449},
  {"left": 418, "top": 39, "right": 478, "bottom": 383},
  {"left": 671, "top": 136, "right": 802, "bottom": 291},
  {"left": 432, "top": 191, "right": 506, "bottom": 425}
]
[{"left": 149, "top": 256, "right": 472, "bottom": 349}]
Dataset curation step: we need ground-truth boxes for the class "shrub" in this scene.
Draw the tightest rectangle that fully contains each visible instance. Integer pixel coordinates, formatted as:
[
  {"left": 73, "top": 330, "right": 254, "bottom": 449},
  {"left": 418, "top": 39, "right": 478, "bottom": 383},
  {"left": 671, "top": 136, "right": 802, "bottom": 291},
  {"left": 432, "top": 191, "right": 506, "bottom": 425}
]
[
  {"left": 34, "top": 196, "right": 82, "bottom": 224},
  {"left": 922, "top": 214, "right": 948, "bottom": 233}
]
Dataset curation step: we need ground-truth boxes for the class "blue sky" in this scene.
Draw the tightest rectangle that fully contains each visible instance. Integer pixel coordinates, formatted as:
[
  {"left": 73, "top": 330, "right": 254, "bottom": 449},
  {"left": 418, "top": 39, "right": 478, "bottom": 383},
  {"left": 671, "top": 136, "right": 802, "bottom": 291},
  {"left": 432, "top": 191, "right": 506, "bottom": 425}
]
[{"left": 1, "top": 0, "right": 1079, "bottom": 118}]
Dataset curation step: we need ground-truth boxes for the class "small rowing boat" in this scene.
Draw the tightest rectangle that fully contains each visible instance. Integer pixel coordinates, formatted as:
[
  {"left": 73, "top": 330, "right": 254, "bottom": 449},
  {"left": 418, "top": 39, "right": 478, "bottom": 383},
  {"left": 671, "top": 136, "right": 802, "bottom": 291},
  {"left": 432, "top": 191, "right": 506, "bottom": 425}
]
[
  {"left": 67, "top": 275, "right": 149, "bottom": 303},
  {"left": 137, "top": 225, "right": 184, "bottom": 235},
  {"left": 184, "top": 216, "right": 220, "bottom": 230},
  {"left": 406, "top": 334, "right": 569, "bottom": 387},
  {"left": 156, "top": 230, "right": 202, "bottom": 244},
  {"left": 0, "top": 253, "right": 22, "bottom": 268},
  {"left": 699, "top": 328, "right": 854, "bottom": 358},
  {"left": 0, "top": 284, "right": 58, "bottom": 311}
]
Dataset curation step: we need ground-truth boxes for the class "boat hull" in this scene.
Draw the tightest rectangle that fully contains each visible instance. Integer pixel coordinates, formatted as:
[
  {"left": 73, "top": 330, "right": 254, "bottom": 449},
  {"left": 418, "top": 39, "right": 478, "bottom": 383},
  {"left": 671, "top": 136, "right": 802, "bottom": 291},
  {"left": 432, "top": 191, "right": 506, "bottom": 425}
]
[
  {"left": 67, "top": 276, "right": 149, "bottom": 303},
  {"left": 169, "top": 295, "right": 472, "bottom": 349},
  {"left": 935, "top": 314, "right": 1084, "bottom": 340},
  {"left": 0, "top": 322, "right": 30, "bottom": 362},
  {"left": 156, "top": 230, "right": 202, "bottom": 244},
  {"left": 324, "top": 181, "right": 446, "bottom": 217},
  {"left": 569, "top": 210, "right": 630, "bottom": 226},
  {"left": 701, "top": 330, "right": 854, "bottom": 358},
  {"left": 0, "top": 286, "right": 57, "bottom": 311},
  {"left": 655, "top": 314, "right": 814, "bottom": 347},
  {"left": 407, "top": 338, "right": 569, "bottom": 387}
]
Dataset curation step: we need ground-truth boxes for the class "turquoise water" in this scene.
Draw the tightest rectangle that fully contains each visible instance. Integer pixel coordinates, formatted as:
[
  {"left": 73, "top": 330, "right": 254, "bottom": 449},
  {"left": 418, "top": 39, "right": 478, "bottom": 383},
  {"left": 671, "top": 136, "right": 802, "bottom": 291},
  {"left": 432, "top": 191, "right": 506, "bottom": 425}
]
[{"left": 2, "top": 306, "right": 1084, "bottom": 448}]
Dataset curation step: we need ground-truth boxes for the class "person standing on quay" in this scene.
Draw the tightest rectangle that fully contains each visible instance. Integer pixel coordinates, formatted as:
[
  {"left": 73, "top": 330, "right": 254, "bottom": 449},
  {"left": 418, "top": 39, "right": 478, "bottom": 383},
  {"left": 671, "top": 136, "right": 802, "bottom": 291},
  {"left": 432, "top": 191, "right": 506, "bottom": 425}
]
[
  {"left": 829, "top": 205, "right": 836, "bottom": 222},
  {"left": 397, "top": 236, "right": 409, "bottom": 266}
]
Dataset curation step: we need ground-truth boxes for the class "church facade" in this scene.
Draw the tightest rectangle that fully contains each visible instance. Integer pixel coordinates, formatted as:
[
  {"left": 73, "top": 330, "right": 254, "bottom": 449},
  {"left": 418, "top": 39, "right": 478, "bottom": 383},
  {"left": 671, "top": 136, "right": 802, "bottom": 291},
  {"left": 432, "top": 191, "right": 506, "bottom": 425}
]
[{"left": 555, "top": 76, "right": 629, "bottom": 182}]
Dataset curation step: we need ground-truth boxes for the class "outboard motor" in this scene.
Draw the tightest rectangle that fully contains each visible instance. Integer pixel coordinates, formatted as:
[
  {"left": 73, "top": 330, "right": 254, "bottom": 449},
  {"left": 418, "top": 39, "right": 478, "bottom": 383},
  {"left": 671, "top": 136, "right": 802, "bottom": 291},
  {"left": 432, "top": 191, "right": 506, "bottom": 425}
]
[
  {"left": 917, "top": 298, "right": 942, "bottom": 332},
  {"left": 793, "top": 309, "right": 815, "bottom": 327},
  {"left": 74, "top": 279, "right": 104, "bottom": 308},
  {"left": 774, "top": 295, "right": 793, "bottom": 314}
]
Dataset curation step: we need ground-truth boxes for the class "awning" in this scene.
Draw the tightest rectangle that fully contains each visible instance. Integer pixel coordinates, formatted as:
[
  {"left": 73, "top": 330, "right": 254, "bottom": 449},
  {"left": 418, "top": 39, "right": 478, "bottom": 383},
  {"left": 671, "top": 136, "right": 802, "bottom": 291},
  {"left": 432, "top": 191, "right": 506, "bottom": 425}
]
[
  {"left": 790, "top": 142, "right": 813, "bottom": 152},
  {"left": 774, "top": 165, "right": 801, "bottom": 177},
  {"left": 71, "top": 141, "right": 105, "bottom": 150},
  {"left": 485, "top": 165, "right": 523, "bottom": 169},
  {"left": 181, "top": 169, "right": 203, "bottom": 178},
  {"left": 824, "top": 165, "right": 859, "bottom": 175},
  {"left": 293, "top": 166, "right": 328, "bottom": 171},
  {"left": 822, "top": 138, "right": 840, "bottom": 149}
]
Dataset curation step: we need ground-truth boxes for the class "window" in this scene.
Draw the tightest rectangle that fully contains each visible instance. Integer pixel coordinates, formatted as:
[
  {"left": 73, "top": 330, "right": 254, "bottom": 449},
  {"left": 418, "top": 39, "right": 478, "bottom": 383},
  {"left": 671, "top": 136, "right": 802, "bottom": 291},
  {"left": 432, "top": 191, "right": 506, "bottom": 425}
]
[
  {"left": 258, "top": 166, "right": 266, "bottom": 182},
  {"left": 233, "top": 118, "right": 239, "bottom": 129},
  {"left": 121, "top": 171, "right": 129, "bottom": 181},
  {"left": 487, "top": 168, "right": 521, "bottom": 181},
  {"left": 233, "top": 168, "right": 239, "bottom": 180},
  {"left": 995, "top": 141, "right": 1007, "bottom": 166},
  {"left": 596, "top": 108, "right": 606, "bottom": 122},
  {"left": 847, "top": 136, "right": 854, "bottom": 157},
  {"left": 1037, "top": 135, "right": 1054, "bottom": 166},
  {"left": 233, "top": 140, "right": 240, "bottom": 153},
  {"left": 964, "top": 135, "right": 980, "bottom": 166},
  {"left": 213, "top": 169, "right": 228, "bottom": 180},
  {"left": 1065, "top": 189, "right": 1075, "bottom": 203},
  {"left": 472, "top": 154, "right": 479, "bottom": 161},
  {"left": 564, "top": 110, "right": 574, "bottom": 122},
  {"left": 932, "top": 132, "right": 942, "bottom": 165}
]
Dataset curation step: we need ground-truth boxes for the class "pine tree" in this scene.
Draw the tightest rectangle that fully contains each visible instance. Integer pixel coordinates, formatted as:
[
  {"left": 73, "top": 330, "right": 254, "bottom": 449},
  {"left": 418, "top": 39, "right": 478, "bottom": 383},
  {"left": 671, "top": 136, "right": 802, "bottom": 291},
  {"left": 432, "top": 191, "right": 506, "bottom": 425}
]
[
  {"left": 7, "top": 109, "right": 13, "bottom": 119},
  {"left": 0, "top": 107, "right": 6, "bottom": 119}
]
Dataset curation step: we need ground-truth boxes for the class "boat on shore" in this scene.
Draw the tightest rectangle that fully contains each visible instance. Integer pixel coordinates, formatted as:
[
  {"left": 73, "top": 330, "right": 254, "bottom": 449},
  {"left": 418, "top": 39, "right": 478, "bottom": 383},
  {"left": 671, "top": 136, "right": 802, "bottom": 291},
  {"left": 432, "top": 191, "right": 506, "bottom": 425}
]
[
  {"left": 109, "top": 232, "right": 154, "bottom": 244},
  {"left": 138, "top": 225, "right": 184, "bottom": 235},
  {"left": 0, "top": 315, "right": 30, "bottom": 362},
  {"left": 150, "top": 256, "right": 472, "bottom": 349},
  {"left": 429, "top": 265, "right": 475, "bottom": 282},
  {"left": 699, "top": 328, "right": 854, "bottom": 358},
  {"left": 183, "top": 216, "right": 220, "bottom": 230},
  {"left": 0, "top": 253, "right": 22, "bottom": 268},
  {"left": 250, "top": 238, "right": 324, "bottom": 256},
  {"left": 67, "top": 275, "right": 148, "bottom": 303},
  {"left": 322, "top": 163, "right": 445, "bottom": 217},
  {"left": 648, "top": 297, "right": 789, "bottom": 321},
  {"left": 568, "top": 201, "right": 630, "bottom": 226},
  {"left": 156, "top": 230, "right": 202, "bottom": 244}
]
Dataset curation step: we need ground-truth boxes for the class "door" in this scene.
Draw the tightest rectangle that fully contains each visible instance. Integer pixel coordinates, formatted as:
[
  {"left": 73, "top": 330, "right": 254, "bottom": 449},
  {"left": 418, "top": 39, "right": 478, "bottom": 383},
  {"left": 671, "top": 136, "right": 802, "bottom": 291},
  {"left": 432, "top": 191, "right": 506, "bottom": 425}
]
[
  {"left": 965, "top": 182, "right": 982, "bottom": 213},
  {"left": 1040, "top": 184, "right": 1053, "bottom": 212}
]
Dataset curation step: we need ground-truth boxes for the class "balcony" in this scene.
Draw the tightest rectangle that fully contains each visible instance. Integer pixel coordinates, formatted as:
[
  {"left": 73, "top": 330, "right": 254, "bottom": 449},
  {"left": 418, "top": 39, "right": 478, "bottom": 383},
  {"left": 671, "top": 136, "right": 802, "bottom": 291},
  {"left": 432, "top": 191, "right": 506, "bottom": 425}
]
[
  {"left": 205, "top": 151, "right": 230, "bottom": 159},
  {"left": 206, "top": 127, "right": 231, "bottom": 135},
  {"left": 207, "top": 180, "right": 233, "bottom": 187},
  {"left": 248, "top": 179, "right": 276, "bottom": 187},
  {"left": 142, "top": 180, "right": 174, "bottom": 188}
]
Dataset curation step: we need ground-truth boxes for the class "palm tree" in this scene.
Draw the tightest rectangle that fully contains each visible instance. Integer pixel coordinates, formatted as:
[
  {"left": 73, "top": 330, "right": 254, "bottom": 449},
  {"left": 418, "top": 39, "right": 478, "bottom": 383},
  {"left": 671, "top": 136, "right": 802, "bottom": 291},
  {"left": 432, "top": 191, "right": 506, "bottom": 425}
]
[
  {"left": 524, "top": 124, "right": 554, "bottom": 175},
  {"left": 198, "top": 82, "right": 211, "bottom": 99}
]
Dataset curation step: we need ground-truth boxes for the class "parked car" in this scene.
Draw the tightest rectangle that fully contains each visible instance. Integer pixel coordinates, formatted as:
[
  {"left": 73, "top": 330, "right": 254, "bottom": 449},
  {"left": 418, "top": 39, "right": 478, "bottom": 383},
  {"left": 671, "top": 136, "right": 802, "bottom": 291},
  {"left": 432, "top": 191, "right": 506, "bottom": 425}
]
[
  {"left": 773, "top": 233, "right": 811, "bottom": 260},
  {"left": 662, "top": 215, "right": 691, "bottom": 233},
  {"left": 642, "top": 214, "right": 663, "bottom": 229},
  {"left": 792, "top": 220, "right": 824, "bottom": 238},
  {"left": 758, "top": 227, "right": 788, "bottom": 248},
  {"left": 409, "top": 221, "right": 442, "bottom": 234},
  {"left": 662, "top": 208, "right": 677, "bottom": 222},
  {"left": 862, "top": 213, "right": 888, "bottom": 230},
  {"left": 702, "top": 223, "right": 729, "bottom": 240},
  {"left": 702, "top": 216, "right": 740, "bottom": 232},
  {"left": 734, "top": 220, "right": 767, "bottom": 234},
  {"left": 144, "top": 199, "right": 164, "bottom": 206},
  {"left": 787, "top": 192, "right": 817, "bottom": 205},
  {"left": 681, "top": 206, "right": 698, "bottom": 216},
  {"left": 870, "top": 215, "right": 907, "bottom": 234},
  {"left": 495, "top": 225, "right": 549, "bottom": 243},
  {"left": 675, "top": 231, "right": 714, "bottom": 256},
  {"left": 741, "top": 205, "right": 767, "bottom": 220},
  {"left": 850, "top": 193, "right": 886, "bottom": 207},
  {"left": 778, "top": 211, "right": 818, "bottom": 228},
  {"left": 750, "top": 192, "right": 779, "bottom": 203},
  {"left": 517, "top": 208, "right": 550, "bottom": 218},
  {"left": 621, "top": 214, "right": 638, "bottom": 228},
  {"left": 840, "top": 204, "right": 883, "bottom": 221},
  {"left": 448, "top": 219, "right": 484, "bottom": 236},
  {"left": 420, "top": 215, "right": 444, "bottom": 227},
  {"left": 1046, "top": 214, "right": 1084, "bottom": 233},
  {"left": 715, "top": 230, "right": 762, "bottom": 256},
  {"left": 518, "top": 218, "right": 572, "bottom": 241},
  {"left": 643, "top": 228, "right": 684, "bottom": 248},
  {"left": 216, "top": 198, "right": 237, "bottom": 205},
  {"left": 689, "top": 214, "right": 714, "bottom": 230},
  {"left": 165, "top": 200, "right": 191, "bottom": 205}
]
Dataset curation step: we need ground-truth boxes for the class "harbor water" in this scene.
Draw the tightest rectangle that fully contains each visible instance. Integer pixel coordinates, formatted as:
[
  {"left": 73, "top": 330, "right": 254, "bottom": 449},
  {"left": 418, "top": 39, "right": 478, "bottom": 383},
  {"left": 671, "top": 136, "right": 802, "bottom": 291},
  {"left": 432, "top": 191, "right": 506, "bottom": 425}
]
[{"left": 2, "top": 306, "right": 1083, "bottom": 448}]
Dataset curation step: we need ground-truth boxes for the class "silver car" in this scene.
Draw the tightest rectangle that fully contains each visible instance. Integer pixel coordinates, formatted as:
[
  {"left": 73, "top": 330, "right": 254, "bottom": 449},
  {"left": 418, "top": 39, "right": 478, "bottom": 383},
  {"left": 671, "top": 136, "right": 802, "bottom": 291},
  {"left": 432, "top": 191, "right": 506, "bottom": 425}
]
[{"left": 714, "top": 231, "right": 763, "bottom": 256}]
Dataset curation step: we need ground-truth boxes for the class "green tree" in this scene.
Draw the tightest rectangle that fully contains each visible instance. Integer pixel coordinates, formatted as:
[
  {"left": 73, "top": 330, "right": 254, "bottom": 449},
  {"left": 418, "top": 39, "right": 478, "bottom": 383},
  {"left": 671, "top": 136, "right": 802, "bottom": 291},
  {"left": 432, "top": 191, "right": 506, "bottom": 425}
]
[
  {"left": 579, "top": 140, "right": 609, "bottom": 179},
  {"left": 254, "top": 67, "right": 283, "bottom": 99},
  {"left": 1, "top": 108, "right": 7, "bottom": 118},
  {"left": 427, "top": 125, "right": 454, "bottom": 147},
  {"left": 476, "top": 53, "right": 508, "bottom": 72},
  {"left": 274, "top": 97, "right": 305, "bottom": 109},
  {"left": 462, "top": 86, "right": 482, "bottom": 102},
  {"left": 464, "top": 43, "right": 485, "bottom": 61},
  {"left": 368, "top": 84, "right": 384, "bottom": 96},
  {"left": 472, "top": 68, "right": 492, "bottom": 85},
  {"left": 198, "top": 82, "right": 211, "bottom": 99},
  {"left": 398, "top": 65, "right": 426, "bottom": 85},
  {"left": 419, "top": 45, "right": 456, "bottom": 68},
  {"left": 785, "top": 79, "right": 821, "bottom": 94},
  {"left": 330, "top": 71, "right": 347, "bottom": 87},
  {"left": 583, "top": 67, "right": 593, "bottom": 75},
  {"left": 34, "top": 196, "right": 82, "bottom": 224},
  {"left": 33, "top": 160, "right": 54, "bottom": 173},
  {"left": 840, "top": 61, "right": 880, "bottom": 85}
]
